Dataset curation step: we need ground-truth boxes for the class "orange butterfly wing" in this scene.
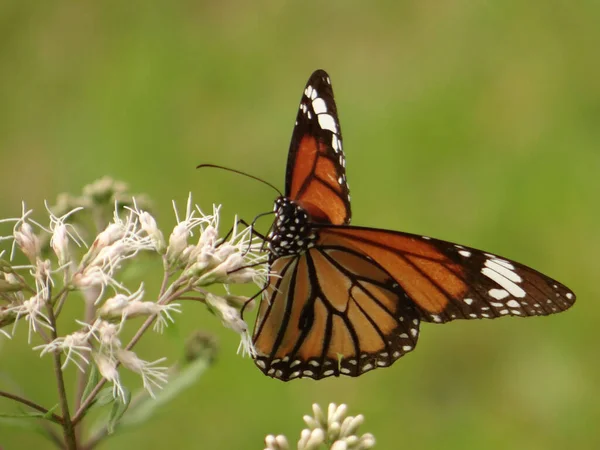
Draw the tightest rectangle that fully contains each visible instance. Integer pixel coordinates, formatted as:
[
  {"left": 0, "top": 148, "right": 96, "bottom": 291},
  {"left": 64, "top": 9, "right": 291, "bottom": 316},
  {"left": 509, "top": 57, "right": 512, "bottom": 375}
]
[
  {"left": 251, "top": 69, "right": 576, "bottom": 382},
  {"left": 253, "top": 249, "right": 420, "bottom": 381},
  {"left": 253, "top": 226, "right": 575, "bottom": 380},
  {"left": 285, "top": 69, "right": 350, "bottom": 225},
  {"left": 317, "top": 226, "right": 576, "bottom": 322}
]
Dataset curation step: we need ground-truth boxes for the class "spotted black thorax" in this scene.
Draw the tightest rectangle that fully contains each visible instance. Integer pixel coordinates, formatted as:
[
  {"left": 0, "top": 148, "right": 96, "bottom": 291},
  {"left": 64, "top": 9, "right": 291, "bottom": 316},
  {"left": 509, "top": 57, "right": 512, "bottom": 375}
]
[{"left": 267, "top": 197, "right": 319, "bottom": 258}]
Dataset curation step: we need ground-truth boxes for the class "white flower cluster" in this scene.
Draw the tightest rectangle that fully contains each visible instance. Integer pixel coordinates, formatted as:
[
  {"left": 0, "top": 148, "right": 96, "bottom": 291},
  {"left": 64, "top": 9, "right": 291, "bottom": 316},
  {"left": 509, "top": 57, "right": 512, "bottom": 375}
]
[
  {"left": 0, "top": 190, "right": 267, "bottom": 400},
  {"left": 265, "top": 403, "right": 376, "bottom": 450}
]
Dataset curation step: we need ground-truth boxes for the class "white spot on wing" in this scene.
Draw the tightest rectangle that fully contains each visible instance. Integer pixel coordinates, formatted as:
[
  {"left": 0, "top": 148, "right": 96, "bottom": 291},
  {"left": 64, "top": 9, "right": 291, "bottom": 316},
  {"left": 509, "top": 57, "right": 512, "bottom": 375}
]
[
  {"left": 485, "top": 259, "right": 522, "bottom": 283},
  {"left": 318, "top": 114, "right": 337, "bottom": 133},
  {"left": 481, "top": 268, "right": 526, "bottom": 298},
  {"left": 506, "top": 299, "right": 521, "bottom": 308},
  {"left": 489, "top": 289, "right": 509, "bottom": 300},
  {"left": 494, "top": 259, "right": 515, "bottom": 270},
  {"left": 464, "top": 298, "right": 473, "bottom": 305},
  {"left": 332, "top": 134, "right": 339, "bottom": 151},
  {"left": 312, "top": 97, "right": 327, "bottom": 114},
  {"left": 459, "top": 250, "right": 472, "bottom": 257}
]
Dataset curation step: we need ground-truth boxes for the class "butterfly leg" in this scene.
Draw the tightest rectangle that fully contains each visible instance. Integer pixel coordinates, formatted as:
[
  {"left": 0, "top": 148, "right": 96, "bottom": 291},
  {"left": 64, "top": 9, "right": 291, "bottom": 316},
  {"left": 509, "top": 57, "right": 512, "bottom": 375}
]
[{"left": 240, "top": 283, "right": 269, "bottom": 320}]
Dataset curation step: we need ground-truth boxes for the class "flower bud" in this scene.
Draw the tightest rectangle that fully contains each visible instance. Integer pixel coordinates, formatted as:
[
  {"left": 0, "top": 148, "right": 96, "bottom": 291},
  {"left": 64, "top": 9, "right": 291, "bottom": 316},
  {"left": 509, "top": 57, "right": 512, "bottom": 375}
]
[
  {"left": 14, "top": 223, "right": 40, "bottom": 262},
  {"left": 51, "top": 223, "right": 70, "bottom": 265},
  {"left": 139, "top": 212, "right": 166, "bottom": 254}
]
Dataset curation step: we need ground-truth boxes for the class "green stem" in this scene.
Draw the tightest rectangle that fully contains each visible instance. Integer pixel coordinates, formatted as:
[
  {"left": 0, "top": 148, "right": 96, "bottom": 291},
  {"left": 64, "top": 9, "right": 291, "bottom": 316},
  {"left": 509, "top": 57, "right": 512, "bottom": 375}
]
[
  {"left": 73, "top": 289, "right": 97, "bottom": 444},
  {"left": 0, "top": 390, "right": 63, "bottom": 424},
  {"left": 46, "top": 303, "right": 77, "bottom": 450},
  {"left": 73, "top": 274, "right": 186, "bottom": 426}
]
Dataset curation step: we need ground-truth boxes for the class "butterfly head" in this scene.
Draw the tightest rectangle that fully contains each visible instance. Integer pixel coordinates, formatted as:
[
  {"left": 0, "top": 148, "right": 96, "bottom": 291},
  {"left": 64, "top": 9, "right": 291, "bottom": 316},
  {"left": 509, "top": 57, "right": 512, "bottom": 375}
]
[{"left": 267, "top": 197, "right": 318, "bottom": 258}]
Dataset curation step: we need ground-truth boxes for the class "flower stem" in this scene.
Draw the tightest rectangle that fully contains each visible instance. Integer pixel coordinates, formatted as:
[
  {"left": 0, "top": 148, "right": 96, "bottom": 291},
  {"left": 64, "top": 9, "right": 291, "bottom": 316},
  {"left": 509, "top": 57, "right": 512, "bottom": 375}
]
[
  {"left": 0, "top": 390, "right": 63, "bottom": 424},
  {"left": 73, "top": 289, "right": 97, "bottom": 444},
  {"left": 72, "top": 280, "right": 189, "bottom": 425},
  {"left": 46, "top": 303, "right": 77, "bottom": 450}
]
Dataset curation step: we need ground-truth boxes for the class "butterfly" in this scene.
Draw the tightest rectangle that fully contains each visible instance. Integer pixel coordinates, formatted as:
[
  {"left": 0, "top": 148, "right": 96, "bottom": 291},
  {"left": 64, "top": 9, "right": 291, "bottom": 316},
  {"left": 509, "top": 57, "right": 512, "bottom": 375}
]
[{"left": 251, "top": 69, "right": 576, "bottom": 381}]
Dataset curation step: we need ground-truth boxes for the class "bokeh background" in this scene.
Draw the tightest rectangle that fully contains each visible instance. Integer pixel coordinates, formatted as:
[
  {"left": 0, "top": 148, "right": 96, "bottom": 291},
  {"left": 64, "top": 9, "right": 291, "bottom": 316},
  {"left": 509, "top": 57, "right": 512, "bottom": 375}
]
[{"left": 1, "top": 1, "right": 598, "bottom": 449}]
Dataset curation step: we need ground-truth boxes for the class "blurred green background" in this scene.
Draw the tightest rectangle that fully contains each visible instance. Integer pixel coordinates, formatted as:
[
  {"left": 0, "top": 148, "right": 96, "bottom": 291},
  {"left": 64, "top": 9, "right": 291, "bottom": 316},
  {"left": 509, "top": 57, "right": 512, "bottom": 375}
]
[{"left": 1, "top": 1, "right": 598, "bottom": 449}]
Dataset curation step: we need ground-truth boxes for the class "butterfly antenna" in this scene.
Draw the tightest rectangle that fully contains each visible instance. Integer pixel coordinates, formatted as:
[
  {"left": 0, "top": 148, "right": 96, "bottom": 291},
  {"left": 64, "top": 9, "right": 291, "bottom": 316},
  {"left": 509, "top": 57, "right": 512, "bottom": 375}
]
[{"left": 196, "top": 164, "right": 283, "bottom": 196}]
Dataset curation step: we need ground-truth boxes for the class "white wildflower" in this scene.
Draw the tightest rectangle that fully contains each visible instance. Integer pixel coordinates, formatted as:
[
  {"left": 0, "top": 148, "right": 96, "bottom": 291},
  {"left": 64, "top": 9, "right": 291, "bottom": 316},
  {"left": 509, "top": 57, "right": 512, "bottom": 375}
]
[
  {"left": 72, "top": 265, "right": 127, "bottom": 303},
  {"left": 167, "top": 223, "right": 190, "bottom": 265},
  {"left": 81, "top": 205, "right": 152, "bottom": 269},
  {"left": 166, "top": 194, "right": 212, "bottom": 266},
  {"left": 265, "top": 435, "right": 290, "bottom": 450},
  {"left": 117, "top": 350, "right": 169, "bottom": 398},
  {"left": 83, "top": 319, "right": 122, "bottom": 356},
  {"left": 6, "top": 294, "right": 53, "bottom": 343},
  {"left": 93, "top": 352, "right": 126, "bottom": 402},
  {"left": 85, "top": 223, "right": 125, "bottom": 263},
  {"left": 125, "top": 199, "right": 166, "bottom": 254},
  {"left": 32, "top": 259, "right": 53, "bottom": 299},
  {"left": 1, "top": 203, "right": 34, "bottom": 261},
  {"left": 300, "top": 404, "right": 375, "bottom": 450},
  {"left": 46, "top": 201, "right": 85, "bottom": 266},
  {"left": 97, "top": 284, "right": 146, "bottom": 320},
  {"left": 73, "top": 206, "right": 156, "bottom": 303},
  {"left": 205, "top": 293, "right": 255, "bottom": 357},
  {"left": 190, "top": 217, "right": 267, "bottom": 287},
  {"left": 14, "top": 222, "right": 40, "bottom": 263},
  {"left": 298, "top": 428, "right": 325, "bottom": 450},
  {"left": 34, "top": 330, "right": 91, "bottom": 371},
  {"left": 97, "top": 284, "right": 181, "bottom": 332}
]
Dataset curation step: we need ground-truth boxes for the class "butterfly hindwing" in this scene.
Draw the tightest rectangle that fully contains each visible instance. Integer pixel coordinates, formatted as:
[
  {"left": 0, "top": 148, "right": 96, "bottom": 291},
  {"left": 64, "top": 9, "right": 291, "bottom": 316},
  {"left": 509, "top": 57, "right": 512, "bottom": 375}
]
[
  {"left": 253, "top": 248, "right": 420, "bottom": 381},
  {"left": 285, "top": 69, "right": 350, "bottom": 225}
]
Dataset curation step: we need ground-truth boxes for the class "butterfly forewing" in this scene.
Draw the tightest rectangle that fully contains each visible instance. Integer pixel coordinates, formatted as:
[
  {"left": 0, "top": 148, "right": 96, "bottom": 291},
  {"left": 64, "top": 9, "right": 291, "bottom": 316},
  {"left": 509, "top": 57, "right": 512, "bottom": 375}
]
[
  {"left": 285, "top": 69, "right": 350, "bottom": 225},
  {"left": 317, "top": 226, "right": 576, "bottom": 323}
]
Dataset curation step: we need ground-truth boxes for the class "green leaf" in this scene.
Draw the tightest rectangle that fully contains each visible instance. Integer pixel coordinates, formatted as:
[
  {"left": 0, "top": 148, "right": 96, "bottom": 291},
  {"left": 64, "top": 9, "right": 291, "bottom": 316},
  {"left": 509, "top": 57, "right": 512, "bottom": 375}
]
[
  {"left": 81, "top": 364, "right": 100, "bottom": 404},
  {"left": 120, "top": 355, "right": 210, "bottom": 429},
  {"left": 0, "top": 404, "right": 59, "bottom": 422},
  {"left": 107, "top": 388, "right": 131, "bottom": 434},
  {"left": 95, "top": 387, "right": 117, "bottom": 407}
]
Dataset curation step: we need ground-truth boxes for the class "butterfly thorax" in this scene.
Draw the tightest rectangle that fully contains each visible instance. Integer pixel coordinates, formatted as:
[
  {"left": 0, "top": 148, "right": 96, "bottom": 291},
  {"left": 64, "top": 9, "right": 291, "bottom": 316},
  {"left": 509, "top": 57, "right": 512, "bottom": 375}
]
[{"left": 267, "top": 197, "right": 318, "bottom": 258}]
